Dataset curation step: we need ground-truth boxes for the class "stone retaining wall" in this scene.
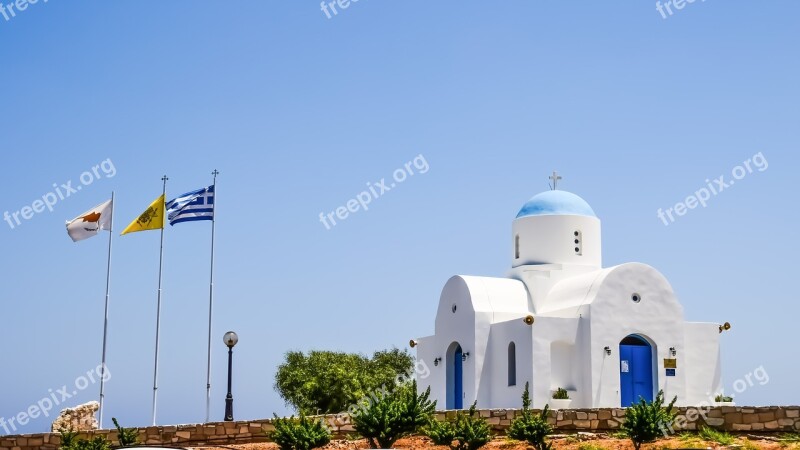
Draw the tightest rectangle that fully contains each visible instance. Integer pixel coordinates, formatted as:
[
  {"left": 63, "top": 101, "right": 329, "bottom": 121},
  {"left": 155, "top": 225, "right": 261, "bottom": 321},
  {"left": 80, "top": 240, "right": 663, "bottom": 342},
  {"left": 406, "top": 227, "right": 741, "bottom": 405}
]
[{"left": 2, "top": 406, "right": 798, "bottom": 450}]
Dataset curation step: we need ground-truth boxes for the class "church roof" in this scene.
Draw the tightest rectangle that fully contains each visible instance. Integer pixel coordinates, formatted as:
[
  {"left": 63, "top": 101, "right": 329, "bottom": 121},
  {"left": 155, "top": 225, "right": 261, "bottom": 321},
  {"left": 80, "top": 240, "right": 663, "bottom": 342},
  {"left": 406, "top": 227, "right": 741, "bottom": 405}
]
[{"left": 516, "top": 190, "right": 596, "bottom": 218}]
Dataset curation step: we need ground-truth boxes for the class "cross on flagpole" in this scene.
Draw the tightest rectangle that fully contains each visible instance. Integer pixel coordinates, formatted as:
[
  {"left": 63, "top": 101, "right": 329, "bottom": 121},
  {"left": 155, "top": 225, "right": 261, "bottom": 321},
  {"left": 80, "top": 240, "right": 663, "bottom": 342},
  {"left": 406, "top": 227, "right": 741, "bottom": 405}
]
[{"left": 549, "top": 171, "right": 562, "bottom": 190}]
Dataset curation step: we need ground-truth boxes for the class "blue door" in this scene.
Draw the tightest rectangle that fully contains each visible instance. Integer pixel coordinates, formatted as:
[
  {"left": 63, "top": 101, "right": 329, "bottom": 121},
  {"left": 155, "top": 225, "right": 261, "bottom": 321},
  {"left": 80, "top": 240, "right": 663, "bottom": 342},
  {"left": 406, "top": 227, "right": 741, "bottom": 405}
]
[
  {"left": 454, "top": 345, "right": 463, "bottom": 409},
  {"left": 620, "top": 335, "right": 654, "bottom": 407}
]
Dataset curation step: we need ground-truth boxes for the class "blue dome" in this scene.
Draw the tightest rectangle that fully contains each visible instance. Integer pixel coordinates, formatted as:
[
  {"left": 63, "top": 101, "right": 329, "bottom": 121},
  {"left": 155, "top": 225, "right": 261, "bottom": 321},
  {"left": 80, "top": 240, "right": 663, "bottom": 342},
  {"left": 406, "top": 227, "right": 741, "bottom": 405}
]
[{"left": 516, "top": 190, "right": 596, "bottom": 218}]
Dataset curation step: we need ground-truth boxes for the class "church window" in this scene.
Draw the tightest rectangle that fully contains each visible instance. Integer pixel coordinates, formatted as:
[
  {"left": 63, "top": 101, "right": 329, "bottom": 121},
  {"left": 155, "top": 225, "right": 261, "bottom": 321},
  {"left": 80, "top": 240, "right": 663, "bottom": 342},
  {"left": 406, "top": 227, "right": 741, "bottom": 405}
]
[
  {"left": 508, "top": 342, "right": 517, "bottom": 386},
  {"left": 515, "top": 234, "right": 520, "bottom": 259}
]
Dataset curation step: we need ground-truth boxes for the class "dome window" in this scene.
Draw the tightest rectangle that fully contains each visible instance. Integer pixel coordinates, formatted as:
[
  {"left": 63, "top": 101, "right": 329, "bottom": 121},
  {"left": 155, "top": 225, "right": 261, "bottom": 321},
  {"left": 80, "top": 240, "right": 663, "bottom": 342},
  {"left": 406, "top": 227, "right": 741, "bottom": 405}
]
[
  {"left": 515, "top": 234, "right": 520, "bottom": 259},
  {"left": 573, "top": 230, "right": 583, "bottom": 255}
]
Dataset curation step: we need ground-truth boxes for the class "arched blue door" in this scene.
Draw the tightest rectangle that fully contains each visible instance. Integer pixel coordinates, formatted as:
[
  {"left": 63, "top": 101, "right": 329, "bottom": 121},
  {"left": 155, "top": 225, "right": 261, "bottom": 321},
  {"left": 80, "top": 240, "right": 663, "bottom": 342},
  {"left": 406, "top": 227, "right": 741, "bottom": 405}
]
[
  {"left": 453, "top": 345, "right": 463, "bottom": 409},
  {"left": 620, "top": 335, "right": 654, "bottom": 407}
]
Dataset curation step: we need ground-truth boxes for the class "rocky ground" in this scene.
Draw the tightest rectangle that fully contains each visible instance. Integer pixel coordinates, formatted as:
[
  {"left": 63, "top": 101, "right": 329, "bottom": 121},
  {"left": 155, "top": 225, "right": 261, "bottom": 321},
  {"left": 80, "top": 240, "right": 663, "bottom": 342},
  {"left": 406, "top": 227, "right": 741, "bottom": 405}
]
[{"left": 193, "top": 432, "right": 800, "bottom": 450}]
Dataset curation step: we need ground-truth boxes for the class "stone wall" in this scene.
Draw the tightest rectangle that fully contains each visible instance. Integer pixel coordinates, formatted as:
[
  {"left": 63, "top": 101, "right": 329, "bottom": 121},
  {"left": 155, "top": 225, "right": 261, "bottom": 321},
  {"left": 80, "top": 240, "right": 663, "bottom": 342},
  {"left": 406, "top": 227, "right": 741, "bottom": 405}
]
[{"left": 2, "top": 406, "right": 799, "bottom": 450}]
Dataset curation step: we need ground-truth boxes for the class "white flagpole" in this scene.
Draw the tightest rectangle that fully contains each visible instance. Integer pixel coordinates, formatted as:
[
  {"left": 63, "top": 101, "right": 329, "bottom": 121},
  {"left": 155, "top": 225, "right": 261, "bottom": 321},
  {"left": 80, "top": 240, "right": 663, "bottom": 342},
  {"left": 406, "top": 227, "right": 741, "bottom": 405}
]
[
  {"left": 152, "top": 175, "right": 168, "bottom": 426},
  {"left": 205, "top": 169, "right": 218, "bottom": 423},
  {"left": 98, "top": 191, "right": 115, "bottom": 429}
]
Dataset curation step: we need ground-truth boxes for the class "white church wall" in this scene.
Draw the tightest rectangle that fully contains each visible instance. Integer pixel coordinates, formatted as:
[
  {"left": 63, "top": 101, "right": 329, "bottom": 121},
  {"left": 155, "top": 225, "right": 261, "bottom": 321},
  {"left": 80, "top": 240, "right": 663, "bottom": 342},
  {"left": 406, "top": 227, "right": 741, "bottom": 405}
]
[
  {"left": 508, "top": 264, "right": 600, "bottom": 315},
  {"left": 414, "top": 335, "right": 439, "bottom": 404},
  {"left": 486, "top": 318, "right": 533, "bottom": 408},
  {"left": 531, "top": 316, "right": 584, "bottom": 409},
  {"left": 588, "top": 263, "right": 687, "bottom": 407},
  {"left": 512, "top": 214, "right": 602, "bottom": 269},
  {"left": 683, "top": 322, "right": 723, "bottom": 405}
]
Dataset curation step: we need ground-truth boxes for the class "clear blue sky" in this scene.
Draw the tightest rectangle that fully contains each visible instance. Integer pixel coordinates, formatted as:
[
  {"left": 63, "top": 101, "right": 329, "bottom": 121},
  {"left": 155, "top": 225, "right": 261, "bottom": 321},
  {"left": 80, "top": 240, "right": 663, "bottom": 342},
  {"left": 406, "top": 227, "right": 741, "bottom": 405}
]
[{"left": 1, "top": 0, "right": 798, "bottom": 434}]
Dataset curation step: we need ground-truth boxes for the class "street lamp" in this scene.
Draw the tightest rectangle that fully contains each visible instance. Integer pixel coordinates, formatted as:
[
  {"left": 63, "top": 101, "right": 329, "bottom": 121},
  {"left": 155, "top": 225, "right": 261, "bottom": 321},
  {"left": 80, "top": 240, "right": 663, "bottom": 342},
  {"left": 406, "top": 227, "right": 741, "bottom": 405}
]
[{"left": 223, "top": 331, "right": 238, "bottom": 422}]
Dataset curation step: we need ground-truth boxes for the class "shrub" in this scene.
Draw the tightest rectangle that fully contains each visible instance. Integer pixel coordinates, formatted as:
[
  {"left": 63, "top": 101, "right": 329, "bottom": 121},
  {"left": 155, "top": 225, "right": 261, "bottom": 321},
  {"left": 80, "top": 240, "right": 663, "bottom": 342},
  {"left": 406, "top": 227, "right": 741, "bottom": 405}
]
[
  {"left": 425, "top": 402, "right": 491, "bottom": 450},
  {"left": 453, "top": 402, "right": 492, "bottom": 450},
  {"left": 621, "top": 390, "right": 677, "bottom": 450},
  {"left": 58, "top": 428, "right": 79, "bottom": 450},
  {"left": 270, "top": 414, "right": 332, "bottom": 450},
  {"left": 714, "top": 394, "right": 734, "bottom": 402},
  {"left": 507, "top": 382, "right": 552, "bottom": 450},
  {"left": 425, "top": 418, "right": 456, "bottom": 446},
  {"left": 112, "top": 417, "right": 139, "bottom": 447},
  {"left": 552, "top": 388, "right": 569, "bottom": 400},
  {"left": 352, "top": 380, "right": 436, "bottom": 449},
  {"left": 59, "top": 429, "right": 111, "bottom": 450}
]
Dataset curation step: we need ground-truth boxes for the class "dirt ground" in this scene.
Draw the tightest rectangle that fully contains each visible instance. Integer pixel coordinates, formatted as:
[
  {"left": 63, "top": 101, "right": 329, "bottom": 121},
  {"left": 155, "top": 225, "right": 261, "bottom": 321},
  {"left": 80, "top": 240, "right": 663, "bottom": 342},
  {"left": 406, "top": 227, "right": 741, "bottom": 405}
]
[{"left": 194, "top": 433, "right": 799, "bottom": 450}]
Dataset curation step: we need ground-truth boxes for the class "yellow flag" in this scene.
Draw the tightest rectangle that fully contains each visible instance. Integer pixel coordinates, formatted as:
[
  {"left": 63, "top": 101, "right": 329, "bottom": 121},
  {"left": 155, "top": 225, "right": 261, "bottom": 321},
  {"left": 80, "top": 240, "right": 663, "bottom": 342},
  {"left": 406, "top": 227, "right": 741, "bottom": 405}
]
[{"left": 121, "top": 194, "right": 165, "bottom": 235}]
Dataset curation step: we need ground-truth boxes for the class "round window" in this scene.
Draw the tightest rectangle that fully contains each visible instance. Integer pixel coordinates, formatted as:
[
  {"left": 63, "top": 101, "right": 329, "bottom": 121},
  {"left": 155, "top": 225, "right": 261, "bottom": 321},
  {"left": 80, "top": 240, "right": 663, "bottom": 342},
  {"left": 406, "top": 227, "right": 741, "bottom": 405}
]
[
  {"left": 631, "top": 293, "right": 642, "bottom": 303},
  {"left": 451, "top": 304, "right": 457, "bottom": 313}
]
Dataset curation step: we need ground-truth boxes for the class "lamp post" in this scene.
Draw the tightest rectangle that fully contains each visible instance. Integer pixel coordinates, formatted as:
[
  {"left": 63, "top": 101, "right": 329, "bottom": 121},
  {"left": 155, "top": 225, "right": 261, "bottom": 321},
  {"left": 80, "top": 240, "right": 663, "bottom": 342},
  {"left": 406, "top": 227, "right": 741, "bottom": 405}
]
[{"left": 223, "top": 331, "right": 238, "bottom": 422}]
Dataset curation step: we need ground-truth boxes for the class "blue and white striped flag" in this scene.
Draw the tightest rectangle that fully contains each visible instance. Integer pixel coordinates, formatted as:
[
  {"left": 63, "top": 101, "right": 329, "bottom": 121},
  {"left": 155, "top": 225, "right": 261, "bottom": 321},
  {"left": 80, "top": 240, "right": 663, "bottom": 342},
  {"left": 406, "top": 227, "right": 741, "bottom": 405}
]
[{"left": 166, "top": 185, "right": 214, "bottom": 225}]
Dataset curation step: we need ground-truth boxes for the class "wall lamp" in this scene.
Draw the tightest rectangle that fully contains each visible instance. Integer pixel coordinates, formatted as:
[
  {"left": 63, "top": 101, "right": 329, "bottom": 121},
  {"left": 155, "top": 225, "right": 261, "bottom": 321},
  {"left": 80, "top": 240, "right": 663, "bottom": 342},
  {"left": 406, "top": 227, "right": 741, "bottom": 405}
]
[
  {"left": 462, "top": 352, "right": 470, "bottom": 362},
  {"left": 669, "top": 347, "right": 677, "bottom": 356},
  {"left": 434, "top": 357, "right": 442, "bottom": 366},
  {"left": 604, "top": 346, "right": 611, "bottom": 355},
  {"left": 523, "top": 315, "right": 535, "bottom": 325},
  {"left": 719, "top": 322, "right": 731, "bottom": 333}
]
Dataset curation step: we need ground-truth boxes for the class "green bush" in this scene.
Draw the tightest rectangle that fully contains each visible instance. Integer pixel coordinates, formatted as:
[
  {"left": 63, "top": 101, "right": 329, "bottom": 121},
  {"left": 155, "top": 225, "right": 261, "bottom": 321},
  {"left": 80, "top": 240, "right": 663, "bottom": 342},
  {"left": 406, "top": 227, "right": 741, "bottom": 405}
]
[
  {"left": 352, "top": 380, "right": 436, "bottom": 449},
  {"left": 270, "top": 414, "right": 332, "bottom": 450},
  {"left": 59, "top": 429, "right": 111, "bottom": 450},
  {"left": 507, "top": 382, "right": 552, "bottom": 450},
  {"left": 451, "top": 402, "right": 492, "bottom": 450},
  {"left": 58, "top": 428, "right": 79, "bottom": 450},
  {"left": 621, "top": 390, "right": 677, "bottom": 450},
  {"left": 425, "top": 418, "right": 456, "bottom": 446},
  {"left": 424, "top": 402, "right": 491, "bottom": 450},
  {"left": 552, "top": 388, "right": 569, "bottom": 400},
  {"left": 714, "top": 394, "right": 734, "bottom": 402},
  {"left": 111, "top": 417, "right": 139, "bottom": 447}
]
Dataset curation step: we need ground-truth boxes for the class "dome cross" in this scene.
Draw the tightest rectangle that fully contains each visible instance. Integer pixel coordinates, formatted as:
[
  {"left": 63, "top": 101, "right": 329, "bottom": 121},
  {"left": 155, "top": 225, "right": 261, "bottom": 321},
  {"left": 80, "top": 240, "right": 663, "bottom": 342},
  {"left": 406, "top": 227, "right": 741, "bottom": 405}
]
[{"left": 549, "top": 171, "right": 562, "bottom": 190}]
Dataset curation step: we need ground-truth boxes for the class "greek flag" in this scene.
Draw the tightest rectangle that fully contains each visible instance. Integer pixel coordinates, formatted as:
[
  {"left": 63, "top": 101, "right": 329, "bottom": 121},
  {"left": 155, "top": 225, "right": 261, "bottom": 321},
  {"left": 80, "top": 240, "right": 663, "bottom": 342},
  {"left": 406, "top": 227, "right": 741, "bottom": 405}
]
[{"left": 166, "top": 185, "right": 214, "bottom": 225}]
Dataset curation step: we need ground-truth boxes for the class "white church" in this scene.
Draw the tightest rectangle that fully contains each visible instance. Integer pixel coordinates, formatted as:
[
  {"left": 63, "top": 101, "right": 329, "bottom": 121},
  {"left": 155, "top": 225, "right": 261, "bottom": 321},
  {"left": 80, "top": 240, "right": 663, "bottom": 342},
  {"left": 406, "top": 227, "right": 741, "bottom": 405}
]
[{"left": 413, "top": 179, "right": 726, "bottom": 409}]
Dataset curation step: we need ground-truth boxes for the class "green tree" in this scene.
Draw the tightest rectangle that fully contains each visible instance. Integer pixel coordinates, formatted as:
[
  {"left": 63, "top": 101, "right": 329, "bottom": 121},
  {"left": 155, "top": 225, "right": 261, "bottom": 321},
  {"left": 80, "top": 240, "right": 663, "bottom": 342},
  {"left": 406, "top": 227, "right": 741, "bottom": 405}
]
[{"left": 274, "top": 348, "right": 414, "bottom": 415}]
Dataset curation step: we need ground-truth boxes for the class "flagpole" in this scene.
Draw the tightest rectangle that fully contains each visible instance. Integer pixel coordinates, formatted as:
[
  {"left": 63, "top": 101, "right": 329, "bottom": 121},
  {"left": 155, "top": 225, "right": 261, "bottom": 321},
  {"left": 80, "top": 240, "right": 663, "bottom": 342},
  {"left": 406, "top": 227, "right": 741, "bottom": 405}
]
[
  {"left": 98, "top": 191, "right": 114, "bottom": 429},
  {"left": 152, "top": 175, "right": 168, "bottom": 426},
  {"left": 205, "top": 169, "right": 218, "bottom": 423}
]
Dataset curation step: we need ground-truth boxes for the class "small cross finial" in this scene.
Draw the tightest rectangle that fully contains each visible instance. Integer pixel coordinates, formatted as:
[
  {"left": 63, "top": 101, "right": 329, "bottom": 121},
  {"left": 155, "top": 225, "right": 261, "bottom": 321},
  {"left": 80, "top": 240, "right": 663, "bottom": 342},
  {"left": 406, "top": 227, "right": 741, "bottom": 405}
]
[
  {"left": 212, "top": 169, "right": 219, "bottom": 177},
  {"left": 161, "top": 175, "right": 169, "bottom": 182},
  {"left": 549, "top": 171, "right": 562, "bottom": 190}
]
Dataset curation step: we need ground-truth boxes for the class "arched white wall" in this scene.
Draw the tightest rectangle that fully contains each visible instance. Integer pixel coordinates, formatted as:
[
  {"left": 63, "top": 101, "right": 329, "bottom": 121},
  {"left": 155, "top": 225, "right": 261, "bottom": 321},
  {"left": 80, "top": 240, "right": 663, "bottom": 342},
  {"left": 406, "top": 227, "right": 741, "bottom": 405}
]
[{"left": 588, "top": 263, "right": 687, "bottom": 407}]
